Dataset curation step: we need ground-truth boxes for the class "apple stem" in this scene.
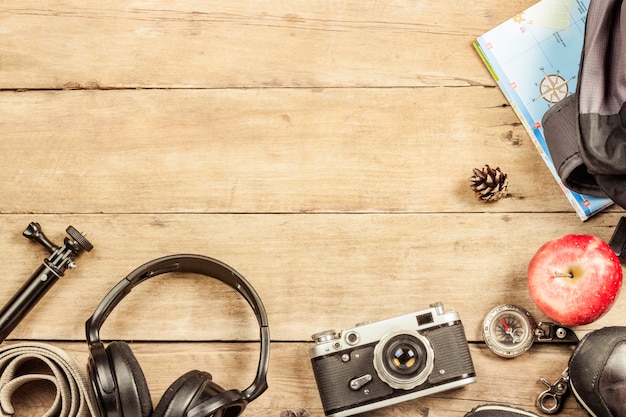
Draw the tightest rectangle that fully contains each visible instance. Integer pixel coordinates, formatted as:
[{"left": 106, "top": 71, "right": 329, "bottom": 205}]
[{"left": 554, "top": 271, "right": 574, "bottom": 278}]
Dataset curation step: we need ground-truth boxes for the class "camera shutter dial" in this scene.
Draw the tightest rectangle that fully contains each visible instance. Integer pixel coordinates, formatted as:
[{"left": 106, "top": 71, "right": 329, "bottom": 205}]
[{"left": 312, "top": 330, "right": 339, "bottom": 344}]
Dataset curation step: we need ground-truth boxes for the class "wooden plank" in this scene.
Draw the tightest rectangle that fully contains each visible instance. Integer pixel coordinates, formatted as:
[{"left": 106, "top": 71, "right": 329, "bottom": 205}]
[
  {"left": 0, "top": 1, "right": 537, "bottom": 90},
  {"left": 8, "top": 342, "right": 587, "bottom": 417},
  {"left": 0, "top": 88, "right": 611, "bottom": 215},
  {"left": 0, "top": 213, "right": 622, "bottom": 343}
]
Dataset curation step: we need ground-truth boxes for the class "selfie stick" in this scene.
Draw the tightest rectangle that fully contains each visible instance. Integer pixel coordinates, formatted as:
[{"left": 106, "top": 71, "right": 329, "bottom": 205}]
[{"left": 0, "top": 222, "right": 93, "bottom": 343}]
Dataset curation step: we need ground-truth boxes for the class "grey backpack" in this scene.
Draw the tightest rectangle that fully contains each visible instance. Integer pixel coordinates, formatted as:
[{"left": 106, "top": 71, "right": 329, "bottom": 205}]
[{"left": 543, "top": 0, "right": 626, "bottom": 208}]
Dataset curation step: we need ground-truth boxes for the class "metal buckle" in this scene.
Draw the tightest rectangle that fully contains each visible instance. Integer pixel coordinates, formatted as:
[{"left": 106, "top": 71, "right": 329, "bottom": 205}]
[
  {"left": 534, "top": 322, "right": 579, "bottom": 344},
  {"left": 536, "top": 368, "right": 570, "bottom": 414}
]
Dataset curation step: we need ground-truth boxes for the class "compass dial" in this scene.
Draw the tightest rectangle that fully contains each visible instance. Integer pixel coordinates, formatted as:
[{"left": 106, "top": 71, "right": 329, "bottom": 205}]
[{"left": 483, "top": 305, "right": 536, "bottom": 358}]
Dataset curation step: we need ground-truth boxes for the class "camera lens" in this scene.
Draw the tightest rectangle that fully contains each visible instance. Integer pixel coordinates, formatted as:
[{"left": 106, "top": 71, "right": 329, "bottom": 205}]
[
  {"left": 389, "top": 342, "right": 420, "bottom": 373},
  {"left": 373, "top": 331, "right": 434, "bottom": 390}
]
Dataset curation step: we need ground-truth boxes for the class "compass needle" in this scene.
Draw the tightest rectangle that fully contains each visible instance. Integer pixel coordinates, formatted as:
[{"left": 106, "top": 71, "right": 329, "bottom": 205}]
[{"left": 499, "top": 317, "right": 511, "bottom": 331}]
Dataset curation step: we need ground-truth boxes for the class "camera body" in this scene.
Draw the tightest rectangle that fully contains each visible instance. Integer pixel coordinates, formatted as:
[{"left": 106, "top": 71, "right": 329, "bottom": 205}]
[{"left": 310, "top": 302, "right": 476, "bottom": 417}]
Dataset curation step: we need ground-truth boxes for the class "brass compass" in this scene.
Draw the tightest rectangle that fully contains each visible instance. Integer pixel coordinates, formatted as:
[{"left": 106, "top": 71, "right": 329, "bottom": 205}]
[
  {"left": 483, "top": 304, "right": 579, "bottom": 358},
  {"left": 483, "top": 304, "right": 536, "bottom": 358}
]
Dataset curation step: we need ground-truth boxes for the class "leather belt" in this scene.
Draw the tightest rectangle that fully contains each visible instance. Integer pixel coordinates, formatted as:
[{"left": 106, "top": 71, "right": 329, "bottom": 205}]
[{"left": 0, "top": 343, "right": 96, "bottom": 417}]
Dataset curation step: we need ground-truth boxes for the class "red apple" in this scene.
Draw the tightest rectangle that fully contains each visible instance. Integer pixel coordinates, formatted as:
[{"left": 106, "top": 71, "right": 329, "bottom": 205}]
[{"left": 528, "top": 234, "right": 623, "bottom": 326}]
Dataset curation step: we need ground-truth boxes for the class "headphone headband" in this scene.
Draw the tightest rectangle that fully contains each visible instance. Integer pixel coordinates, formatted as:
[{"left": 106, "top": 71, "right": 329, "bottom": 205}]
[{"left": 85, "top": 254, "right": 270, "bottom": 402}]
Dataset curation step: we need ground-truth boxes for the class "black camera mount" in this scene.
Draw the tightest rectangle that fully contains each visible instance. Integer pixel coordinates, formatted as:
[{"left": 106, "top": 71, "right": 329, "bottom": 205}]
[{"left": 0, "top": 222, "right": 93, "bottom": 343}]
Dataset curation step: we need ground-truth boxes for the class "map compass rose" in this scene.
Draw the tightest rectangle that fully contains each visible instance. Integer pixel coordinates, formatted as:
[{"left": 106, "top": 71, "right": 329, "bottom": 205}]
[{"left": 533, "top": 68, "right": 575, "bottom": 104}]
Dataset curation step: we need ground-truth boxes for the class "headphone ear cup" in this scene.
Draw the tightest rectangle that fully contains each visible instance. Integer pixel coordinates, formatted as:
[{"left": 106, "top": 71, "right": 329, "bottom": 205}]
[
  {"left": 88, "top": 342, "right": 118, "bottom": 417},
  {"left": 154, "top": 371, "right": 247, "bottom": 417},
  {"left": 107, "top": 341, "right": 153, "bottom": 417},
  {"left": 153, "top": 370, "right": 212, "bottom": 417},
  {"left": 185, "top": 381, "right": 247, "bottom": 417}
]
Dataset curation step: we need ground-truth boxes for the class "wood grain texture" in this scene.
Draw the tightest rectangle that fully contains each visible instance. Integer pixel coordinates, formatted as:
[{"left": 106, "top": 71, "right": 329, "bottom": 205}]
[
  {"left": 0, "top": 213, "right": 623, "bottom": 343},
  {"left": 0, "top": 87, "right": 618, "bottom": 215},
  {"left": 1, "top": 1, "right": 537, "bottom": 89},
  {"left": 0, "top": 1, "right": 621, "bottom": 417}
]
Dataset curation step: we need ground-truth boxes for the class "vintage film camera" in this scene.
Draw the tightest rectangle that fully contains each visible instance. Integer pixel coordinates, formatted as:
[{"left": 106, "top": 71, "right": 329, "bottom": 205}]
[{"left": 310, "top": 302, "right": 476, "bottom": 417}]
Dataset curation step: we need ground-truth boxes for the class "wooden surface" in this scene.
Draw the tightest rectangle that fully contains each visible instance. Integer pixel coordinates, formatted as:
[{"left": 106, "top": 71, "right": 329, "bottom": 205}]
[{"left": 1, "top": 2, "right": 624, "bottom": 416}]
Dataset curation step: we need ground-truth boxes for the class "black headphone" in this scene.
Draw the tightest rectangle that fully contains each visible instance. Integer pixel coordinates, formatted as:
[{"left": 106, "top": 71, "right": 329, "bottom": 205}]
[{"left": 85, "top": 254, "right": 270, "bottom": 417}]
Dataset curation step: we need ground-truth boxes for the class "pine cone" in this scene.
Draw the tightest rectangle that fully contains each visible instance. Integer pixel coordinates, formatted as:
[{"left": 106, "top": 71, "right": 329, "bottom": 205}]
[{"left": 469, "top": 165, "right": 509, "bottom": 202}]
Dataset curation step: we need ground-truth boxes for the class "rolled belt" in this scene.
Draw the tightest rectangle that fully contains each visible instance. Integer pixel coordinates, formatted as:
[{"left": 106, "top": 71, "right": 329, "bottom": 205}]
[{"left": 0, "top": 343, "right": 96, "bottom": 417}]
